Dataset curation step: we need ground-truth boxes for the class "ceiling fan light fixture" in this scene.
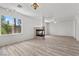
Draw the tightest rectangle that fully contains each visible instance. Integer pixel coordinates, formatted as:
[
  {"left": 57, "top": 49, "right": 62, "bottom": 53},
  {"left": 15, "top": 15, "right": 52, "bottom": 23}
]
[{"left": 32, "top": 3, "right": 39, "bottom": 10}]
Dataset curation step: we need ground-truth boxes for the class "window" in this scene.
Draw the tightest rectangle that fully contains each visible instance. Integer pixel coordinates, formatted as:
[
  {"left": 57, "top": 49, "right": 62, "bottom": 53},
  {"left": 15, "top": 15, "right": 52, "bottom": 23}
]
[{"left": 1, "top": 15, "right": 21, "bottom": 35}]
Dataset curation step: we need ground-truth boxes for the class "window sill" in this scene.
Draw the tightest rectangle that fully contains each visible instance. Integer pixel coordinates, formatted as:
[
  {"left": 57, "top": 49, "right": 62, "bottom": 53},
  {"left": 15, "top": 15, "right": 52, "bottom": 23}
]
[{"left": 0, "top": 33, "right": 23, "bottom": 37}]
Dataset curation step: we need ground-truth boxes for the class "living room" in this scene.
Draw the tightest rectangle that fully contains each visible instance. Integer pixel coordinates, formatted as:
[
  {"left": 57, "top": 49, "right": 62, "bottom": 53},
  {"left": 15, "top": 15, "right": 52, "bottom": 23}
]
[{"left": 0, "top": 3, "right": 79, "bottom": 56}]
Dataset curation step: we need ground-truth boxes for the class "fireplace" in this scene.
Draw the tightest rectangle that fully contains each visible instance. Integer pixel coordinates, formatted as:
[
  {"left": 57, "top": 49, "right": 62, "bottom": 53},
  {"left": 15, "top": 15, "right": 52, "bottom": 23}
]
[
  {"left": 35, "top": 27, "right": 45, "bottom": 37},
  {"left": 36, "top": 29, "right": 45, "bottom": 37}
]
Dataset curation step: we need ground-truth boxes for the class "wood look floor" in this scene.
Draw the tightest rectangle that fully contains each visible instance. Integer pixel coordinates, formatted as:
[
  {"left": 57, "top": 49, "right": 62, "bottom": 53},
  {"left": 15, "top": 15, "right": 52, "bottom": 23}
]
[{"left": 0, "top": 35, "right": 79, "bottom": 56}]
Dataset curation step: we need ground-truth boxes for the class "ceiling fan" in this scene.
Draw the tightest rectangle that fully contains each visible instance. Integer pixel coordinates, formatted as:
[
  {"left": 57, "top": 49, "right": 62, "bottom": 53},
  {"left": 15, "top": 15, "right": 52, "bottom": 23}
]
[
  {"left": 31, "top": 3, "right": 39, "bottom": 10},
  {"left": 31, "top": 0, "right": 39, "bottom": 10}
]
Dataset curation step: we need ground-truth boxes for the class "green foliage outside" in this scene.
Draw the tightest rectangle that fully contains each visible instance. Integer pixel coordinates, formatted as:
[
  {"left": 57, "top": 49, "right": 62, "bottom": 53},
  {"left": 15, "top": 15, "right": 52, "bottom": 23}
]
[
  {"left": 1, "top": 24, "right": 12, "bottom": 34},
  {"left": 1, "top": 15, "right": 21, "bottom": 35}
]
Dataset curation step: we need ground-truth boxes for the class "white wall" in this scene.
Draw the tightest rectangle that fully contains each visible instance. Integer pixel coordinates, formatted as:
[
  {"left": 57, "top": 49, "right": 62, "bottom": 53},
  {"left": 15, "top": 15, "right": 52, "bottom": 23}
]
[
  {"left": 45, "top": 23, "right": 50, "bottom": 35},
  {"left": 75, "top": 16, "right": 79, "bottom": 41},
  {"left": 48, "top": 19, "right": 74, "bottom": 37},
  {"left": 73, "top": 18, "right": 76, "bottom": 39},
  {"left": 0, "top": 7, "right": 41, "bottom": 46}
]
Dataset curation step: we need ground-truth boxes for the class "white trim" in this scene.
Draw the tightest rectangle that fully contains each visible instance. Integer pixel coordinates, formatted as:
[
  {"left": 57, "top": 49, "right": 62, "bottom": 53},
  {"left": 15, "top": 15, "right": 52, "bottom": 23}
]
[{"left": 0, "top": 33, "right": 23, "bottom": 37}]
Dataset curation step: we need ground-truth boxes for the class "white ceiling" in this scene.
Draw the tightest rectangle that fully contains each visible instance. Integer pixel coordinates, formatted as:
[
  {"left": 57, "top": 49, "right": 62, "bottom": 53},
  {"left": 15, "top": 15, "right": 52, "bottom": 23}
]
[{"left": 0, "top": 3, "right": 79, "bottom": 21}]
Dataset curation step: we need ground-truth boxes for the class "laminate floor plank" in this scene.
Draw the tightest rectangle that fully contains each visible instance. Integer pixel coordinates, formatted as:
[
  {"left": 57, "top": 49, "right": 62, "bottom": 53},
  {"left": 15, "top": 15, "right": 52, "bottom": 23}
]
[{"left": 0, "top": 35, "right": 79, "bottom": 56}]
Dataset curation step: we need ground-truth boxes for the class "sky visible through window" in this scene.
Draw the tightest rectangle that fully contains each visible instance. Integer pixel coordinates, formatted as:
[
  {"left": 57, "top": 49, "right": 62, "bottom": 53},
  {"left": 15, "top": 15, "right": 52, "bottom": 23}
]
[
  {"left": 4, "top": 16, "right": 14, "bottom": 25},
  {"left": 4, "top": 16, "right": 21, "bottom": 26}
]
